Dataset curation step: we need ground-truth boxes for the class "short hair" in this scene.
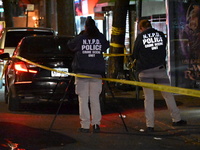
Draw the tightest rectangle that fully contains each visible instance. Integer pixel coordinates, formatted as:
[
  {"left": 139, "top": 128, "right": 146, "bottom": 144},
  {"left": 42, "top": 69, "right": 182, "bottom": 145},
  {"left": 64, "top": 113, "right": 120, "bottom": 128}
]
[{"left": 138, "top": 19, "right": 152, "bottom": 29}]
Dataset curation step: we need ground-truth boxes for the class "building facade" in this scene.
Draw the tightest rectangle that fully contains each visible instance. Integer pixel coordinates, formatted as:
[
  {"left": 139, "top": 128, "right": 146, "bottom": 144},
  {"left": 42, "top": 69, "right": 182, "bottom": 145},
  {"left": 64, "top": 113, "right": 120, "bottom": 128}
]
[{"left": 1, "top": 0, "right": 199, "bottom": 90}]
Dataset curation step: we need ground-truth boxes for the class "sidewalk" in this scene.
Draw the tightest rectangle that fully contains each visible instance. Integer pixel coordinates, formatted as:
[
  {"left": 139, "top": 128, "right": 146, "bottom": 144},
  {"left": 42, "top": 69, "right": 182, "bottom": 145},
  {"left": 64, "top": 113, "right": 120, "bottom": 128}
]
[
  {"left": 0, "top": 88, "right": 200, "bottom": 150},
  {"left": 45, "top": 94, "right": 200, "bottom": 150}
]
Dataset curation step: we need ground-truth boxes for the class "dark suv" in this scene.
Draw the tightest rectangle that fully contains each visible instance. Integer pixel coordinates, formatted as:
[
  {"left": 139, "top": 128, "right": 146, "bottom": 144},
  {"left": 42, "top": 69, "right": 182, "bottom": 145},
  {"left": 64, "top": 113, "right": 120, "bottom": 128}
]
[
  {"left": 2, "top": 36, "right": 77, "bottom": 111},
  {"left": 0, "top": 27, "right": 55, "bottom": 89}
]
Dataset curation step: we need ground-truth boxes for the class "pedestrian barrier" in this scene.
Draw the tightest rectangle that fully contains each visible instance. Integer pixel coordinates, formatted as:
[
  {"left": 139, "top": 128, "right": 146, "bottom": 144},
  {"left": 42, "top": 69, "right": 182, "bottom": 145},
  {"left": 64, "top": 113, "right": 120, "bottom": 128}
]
[{"left": 2, "top": 55, "right": 198, "bottom": 98}]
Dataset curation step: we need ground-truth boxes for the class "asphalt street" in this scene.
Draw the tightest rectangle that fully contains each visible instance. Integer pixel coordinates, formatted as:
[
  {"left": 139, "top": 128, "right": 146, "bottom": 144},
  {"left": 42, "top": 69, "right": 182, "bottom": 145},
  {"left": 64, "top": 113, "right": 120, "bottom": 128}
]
[{"left": 0, "top": 86, "right": 200, "bottom": 150}]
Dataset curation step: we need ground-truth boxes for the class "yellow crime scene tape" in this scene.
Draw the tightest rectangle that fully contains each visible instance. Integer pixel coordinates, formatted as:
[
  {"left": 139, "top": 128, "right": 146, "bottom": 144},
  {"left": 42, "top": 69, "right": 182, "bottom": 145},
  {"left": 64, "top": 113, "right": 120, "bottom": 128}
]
[
  {"left": 1, "top": 55, "right": 197, "bottom": 98},
  {"left": 110, "top": 43, "right": 125, "bottom": 48},
  {"left": 103, "top": 53, "right": 131, "bottom": 57},
  {"left": 111, "top": 26, "right": 125, "bottom": 36},
  {"left": 110, "top": 26, "right": 126, "bottom": 48}
]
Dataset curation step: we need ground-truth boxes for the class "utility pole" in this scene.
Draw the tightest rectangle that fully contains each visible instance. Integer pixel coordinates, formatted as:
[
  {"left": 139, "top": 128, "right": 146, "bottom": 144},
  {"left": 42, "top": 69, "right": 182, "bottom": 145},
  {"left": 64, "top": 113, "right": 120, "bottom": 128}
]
[
  {"left": 46, "top": 0, "right": 52, "bottom": 28},
  {"left": 2, "top": 0, "right": 14, "bottom": 27},
  {"left": 108, "top": 0, "right": 130, "bottom": 78},
  {"left": 57, "top": 0, "right": 75, "bottom": 36},
  {"left": 136, "top": 0, "right": 142, "bottom": 21}
]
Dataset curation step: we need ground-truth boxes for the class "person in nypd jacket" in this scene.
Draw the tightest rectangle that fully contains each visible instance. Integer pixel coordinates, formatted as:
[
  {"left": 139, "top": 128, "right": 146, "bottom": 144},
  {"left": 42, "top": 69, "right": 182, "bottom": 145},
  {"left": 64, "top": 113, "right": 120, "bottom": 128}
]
[
  {"left": 132, "top": 19, "right": 187, "bottom": 132},
  {"left": 68, "top": 17, "right": 109, "bottom": 133}
]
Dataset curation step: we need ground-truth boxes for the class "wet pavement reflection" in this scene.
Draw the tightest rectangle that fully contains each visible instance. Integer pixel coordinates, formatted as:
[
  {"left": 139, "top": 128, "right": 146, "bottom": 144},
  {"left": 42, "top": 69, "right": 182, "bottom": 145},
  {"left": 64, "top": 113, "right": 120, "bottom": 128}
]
[
  {"left": 0, "top": 88, "right": 200, "bottom": 150},
  {"left": 0, "top": 122, "right": 76, "bottom": 150}
]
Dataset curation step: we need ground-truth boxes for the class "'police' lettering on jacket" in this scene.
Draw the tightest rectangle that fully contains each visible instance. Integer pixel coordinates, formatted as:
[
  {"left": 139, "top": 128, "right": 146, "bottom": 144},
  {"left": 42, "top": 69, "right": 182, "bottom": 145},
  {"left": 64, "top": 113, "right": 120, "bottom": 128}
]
[{"left": 142, "top": 32, "right": 163, "bottom": 50}]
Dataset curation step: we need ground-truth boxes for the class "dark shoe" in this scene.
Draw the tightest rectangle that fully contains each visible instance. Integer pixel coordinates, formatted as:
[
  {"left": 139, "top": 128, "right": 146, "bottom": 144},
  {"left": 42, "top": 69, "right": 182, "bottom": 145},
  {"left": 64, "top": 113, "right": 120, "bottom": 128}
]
[
  {"left": 93, "top": 124, "right": 100, "bottom": 133},
  {"left": 172, "top": 120, "right": 187, "bottom": 126},
  {"left": 78, "top": 128, "right": 90, "bottom": 133},
  {"left": 146, "top": 127, "right": 154, "bottom": 132}
]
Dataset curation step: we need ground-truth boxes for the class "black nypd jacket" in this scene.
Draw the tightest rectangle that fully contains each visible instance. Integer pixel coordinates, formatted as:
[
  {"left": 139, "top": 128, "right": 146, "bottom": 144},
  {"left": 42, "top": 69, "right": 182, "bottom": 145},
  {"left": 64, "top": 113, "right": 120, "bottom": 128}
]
[
  {"left": 132, "top": 28, "right": 167, "bottom": 73},
  {"left": 67, "top": 32, "right": 109, "bottom": 75}
]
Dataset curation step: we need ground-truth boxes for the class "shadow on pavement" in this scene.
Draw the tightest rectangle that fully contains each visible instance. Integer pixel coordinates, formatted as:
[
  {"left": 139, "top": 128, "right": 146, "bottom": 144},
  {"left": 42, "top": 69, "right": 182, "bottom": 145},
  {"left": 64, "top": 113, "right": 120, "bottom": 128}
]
[
  {"left": 103, "top": 97, "right": 183, "bottom": 114},
  {"left": 19, "top": 101, "right": 80, "bottom": 114},
  {"left": 0, "top": 122, "right": 76, "bottom": 150},
  {"left": 17, "top": 96, "right": 184, "bottom": 115}
]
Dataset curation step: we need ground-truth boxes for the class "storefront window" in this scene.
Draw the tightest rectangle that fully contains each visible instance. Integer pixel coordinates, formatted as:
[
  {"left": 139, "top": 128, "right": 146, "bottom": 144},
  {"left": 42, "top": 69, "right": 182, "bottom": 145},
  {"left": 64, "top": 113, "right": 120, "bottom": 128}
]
[{"left": 166, "top": 0, "right": 200, "bottom": 89}]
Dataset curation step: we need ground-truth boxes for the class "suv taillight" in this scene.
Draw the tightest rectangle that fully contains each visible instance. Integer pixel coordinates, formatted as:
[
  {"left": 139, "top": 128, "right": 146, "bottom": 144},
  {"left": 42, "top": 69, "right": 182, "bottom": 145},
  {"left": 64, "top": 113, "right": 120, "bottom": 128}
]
[
  {"left": 0, "top": 49, "right": 4, "bottom": 62},
  {"left": 14, "top": 62, "right": 37, "bottom": 74},
  {"left": 0, "top": 49, "right": 4, "bottom": 54}
]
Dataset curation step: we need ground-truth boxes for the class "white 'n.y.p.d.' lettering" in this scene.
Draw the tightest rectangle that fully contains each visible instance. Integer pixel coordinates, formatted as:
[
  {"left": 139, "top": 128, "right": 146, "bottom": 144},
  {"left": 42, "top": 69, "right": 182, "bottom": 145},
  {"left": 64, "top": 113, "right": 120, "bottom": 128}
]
[{"left": 83, "top": 39, "right": 100, "bottom": 45}]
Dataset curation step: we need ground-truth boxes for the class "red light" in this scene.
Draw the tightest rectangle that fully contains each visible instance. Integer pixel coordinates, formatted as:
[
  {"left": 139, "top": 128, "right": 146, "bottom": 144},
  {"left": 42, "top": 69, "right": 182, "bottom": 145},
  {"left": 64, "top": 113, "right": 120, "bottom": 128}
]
[
  {"left": 14, "top": 62, "right": 37, "bottom": 73},
  {"left": 15, "top": 62, "right": 28, "bottom": 72},
  {"left": 0, "top": 49, "right": 4, "bottom": 62},
  {"left": 27, "top": 29, "right": 34, "bottom": 31},
  {"left": 0, "top": 49, "right": 4, "bottom": 54},
  {"left": 29, "top": 69, "right": 37, "bottom": 73}
]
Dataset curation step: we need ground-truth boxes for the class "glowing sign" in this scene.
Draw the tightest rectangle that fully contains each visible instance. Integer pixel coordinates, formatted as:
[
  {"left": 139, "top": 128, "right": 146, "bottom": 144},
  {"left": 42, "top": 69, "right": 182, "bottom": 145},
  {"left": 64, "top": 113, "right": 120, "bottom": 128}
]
[{"left": 0, "top": 8, "right": 3, "bottom": 12}]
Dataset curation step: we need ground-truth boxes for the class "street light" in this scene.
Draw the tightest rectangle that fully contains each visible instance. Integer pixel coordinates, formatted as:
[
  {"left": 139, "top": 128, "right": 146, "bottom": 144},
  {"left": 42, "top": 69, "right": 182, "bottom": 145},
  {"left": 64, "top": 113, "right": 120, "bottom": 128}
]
[{"left": 32, "top": 16, "right": 38, "bottom": 27}]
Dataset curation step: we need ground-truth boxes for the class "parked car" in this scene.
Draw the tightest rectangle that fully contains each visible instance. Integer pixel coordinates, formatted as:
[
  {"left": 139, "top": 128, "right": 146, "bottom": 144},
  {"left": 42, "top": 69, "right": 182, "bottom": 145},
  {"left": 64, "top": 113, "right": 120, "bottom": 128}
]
[
  {"left": 0, "top": 27, "right": 55, "bottom": 89},
  {"left": 1, "top": 35, "right": 77, "bottom": 111}
]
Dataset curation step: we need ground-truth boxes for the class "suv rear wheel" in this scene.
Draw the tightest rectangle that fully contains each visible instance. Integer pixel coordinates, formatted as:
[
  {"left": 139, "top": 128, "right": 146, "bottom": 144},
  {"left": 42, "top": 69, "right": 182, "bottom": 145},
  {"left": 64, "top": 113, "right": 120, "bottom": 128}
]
[
  {"left": 4, "top": 85, "right": 8, "bottom": 104},
  {"left": 8, "top": 89, "right": 21, "bottom": 111}
]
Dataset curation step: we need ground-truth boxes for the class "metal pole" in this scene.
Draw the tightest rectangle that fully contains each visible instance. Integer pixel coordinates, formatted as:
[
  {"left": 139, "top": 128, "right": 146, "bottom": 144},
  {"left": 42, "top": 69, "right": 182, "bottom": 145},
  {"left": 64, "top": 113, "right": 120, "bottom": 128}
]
[
  {"left": 105, "top": 80, "right": 129, "bottom": 132},
  {"left": 26, "top": 11, "right": 28, "bottom": 27},
  {"left": 136, "top": 0, "right": 142, "bottom": 21},
  {"left": 49, "top": 77, "right": 74, "bottom": 131}
]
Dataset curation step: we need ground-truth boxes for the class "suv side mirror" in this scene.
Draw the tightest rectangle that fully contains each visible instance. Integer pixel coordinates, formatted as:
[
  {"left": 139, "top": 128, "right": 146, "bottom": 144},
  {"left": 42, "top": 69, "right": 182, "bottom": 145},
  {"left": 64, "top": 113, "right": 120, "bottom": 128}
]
[{"left": 0, "top": 53, "right": 10, "bottom": 60}]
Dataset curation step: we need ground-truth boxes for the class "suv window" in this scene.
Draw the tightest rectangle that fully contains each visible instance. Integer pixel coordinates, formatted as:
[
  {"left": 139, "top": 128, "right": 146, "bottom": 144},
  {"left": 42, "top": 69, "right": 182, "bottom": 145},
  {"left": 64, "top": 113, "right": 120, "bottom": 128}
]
[
  {"left": 20, "top": 37, "right": 74, "bottom": 57},
  {"left": 5, "top": 31, "right": 54, "bottom": 47}
]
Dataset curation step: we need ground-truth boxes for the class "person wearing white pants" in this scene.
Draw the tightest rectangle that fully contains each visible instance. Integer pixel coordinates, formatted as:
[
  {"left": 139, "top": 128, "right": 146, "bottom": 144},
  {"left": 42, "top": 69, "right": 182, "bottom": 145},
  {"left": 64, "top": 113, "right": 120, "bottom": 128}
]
[
  {"left": 139, "top": 66, "right": 182, "bottom": 129},
  {"left": 132, "top": 19, "right": 187, "bottom": 132},
  {"left": 67, "top": 17, "right": 109, "bottom": 133},
  {"left": 75, "top": 74, "right": 102, "bottom": 131}
]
